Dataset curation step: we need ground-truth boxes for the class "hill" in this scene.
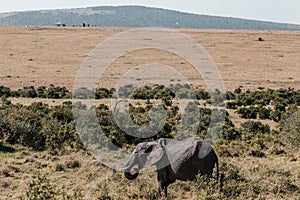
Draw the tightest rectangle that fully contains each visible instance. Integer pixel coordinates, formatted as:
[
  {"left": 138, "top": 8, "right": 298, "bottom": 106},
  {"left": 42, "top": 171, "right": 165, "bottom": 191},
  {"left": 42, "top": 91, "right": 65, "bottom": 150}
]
[{"left": 0, "top": 5, "right": 300, "bottom": 30}]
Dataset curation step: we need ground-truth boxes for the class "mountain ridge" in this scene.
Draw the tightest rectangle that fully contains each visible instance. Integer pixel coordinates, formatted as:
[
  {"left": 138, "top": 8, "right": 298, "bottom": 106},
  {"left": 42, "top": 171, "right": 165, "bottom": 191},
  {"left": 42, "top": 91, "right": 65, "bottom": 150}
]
[{"left": 0, "top": 5, "right": 299, "bottom": 30}]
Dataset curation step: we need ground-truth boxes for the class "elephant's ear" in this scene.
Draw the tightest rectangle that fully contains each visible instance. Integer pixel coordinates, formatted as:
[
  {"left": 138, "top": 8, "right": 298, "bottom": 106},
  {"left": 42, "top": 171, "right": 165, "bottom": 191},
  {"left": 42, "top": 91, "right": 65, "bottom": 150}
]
[{"left": 144, "top": 141, "right": 164, "bottom": 168}]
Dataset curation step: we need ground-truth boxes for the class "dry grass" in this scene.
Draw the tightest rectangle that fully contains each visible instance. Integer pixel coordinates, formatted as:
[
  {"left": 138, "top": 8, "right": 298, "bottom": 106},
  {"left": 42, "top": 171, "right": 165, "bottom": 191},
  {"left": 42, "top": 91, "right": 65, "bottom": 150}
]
[
  {"left": 0, "top": 26, "right": 299, "bottom": 91},
  {"left": 0, "top": 26, "right": 300, "bottom": 199},
  {"left": 0, "top": 144, "right": 299, "bottom": 199}
]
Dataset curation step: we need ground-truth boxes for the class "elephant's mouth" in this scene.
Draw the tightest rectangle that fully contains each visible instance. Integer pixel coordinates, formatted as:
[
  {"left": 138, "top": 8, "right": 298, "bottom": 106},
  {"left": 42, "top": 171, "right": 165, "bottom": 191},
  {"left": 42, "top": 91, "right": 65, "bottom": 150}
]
[{"left": 124, "top": 167, "right": 139, "bottom": 180}]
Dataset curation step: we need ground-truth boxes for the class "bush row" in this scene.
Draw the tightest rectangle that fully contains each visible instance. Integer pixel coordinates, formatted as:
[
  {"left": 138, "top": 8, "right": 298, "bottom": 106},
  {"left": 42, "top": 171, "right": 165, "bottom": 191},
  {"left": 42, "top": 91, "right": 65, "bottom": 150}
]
[
  {"left": 0, "top": 98, "right": 240, "bottom": 151},
  {"left": 227, "top": 87, "right": 300, "bottom": 108},
  {"left": 0, "top": 84, "right": 213, "bottom": 100},
  {"left": 2, "top": 85, "right": 299, "bottom": 107},
  {"left": 1, "top": 99, "right": 293, "bottom": 154},
  {"left": 0, "top": 85, "right": 115, "bottom": 99},
  {"left": 1, "top": 85, "right": 299, "bottom": 152},
  {"left": 0, "top": 101, "right": 83, "bottom": 152}
]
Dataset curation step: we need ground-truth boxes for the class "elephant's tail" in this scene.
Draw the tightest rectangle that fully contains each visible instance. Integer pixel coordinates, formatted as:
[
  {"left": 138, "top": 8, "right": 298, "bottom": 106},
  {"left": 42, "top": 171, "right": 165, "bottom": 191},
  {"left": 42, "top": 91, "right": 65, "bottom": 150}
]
[{"left": 216, "top": 157, "right": 219, "bottom": 181}]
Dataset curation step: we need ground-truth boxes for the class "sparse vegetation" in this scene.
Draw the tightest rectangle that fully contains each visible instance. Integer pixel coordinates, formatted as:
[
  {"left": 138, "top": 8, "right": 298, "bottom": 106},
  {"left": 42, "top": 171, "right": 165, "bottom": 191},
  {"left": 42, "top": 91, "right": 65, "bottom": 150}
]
[
  {"left": 1, "top": 85, "right": 300, "bottom": 199},
  {"left": 0, "top": 24, "right": 300, "bottom": 199},
  {"left": 280, "top": 105, "right": 300, "bottom": 147}
]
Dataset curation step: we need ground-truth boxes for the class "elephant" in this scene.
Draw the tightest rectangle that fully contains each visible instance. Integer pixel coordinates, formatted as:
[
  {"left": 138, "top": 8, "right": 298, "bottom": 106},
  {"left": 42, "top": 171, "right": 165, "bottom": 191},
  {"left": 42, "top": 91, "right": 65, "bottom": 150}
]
[{"left": 124, "top": 137, "right": 219, "bottom": 197}]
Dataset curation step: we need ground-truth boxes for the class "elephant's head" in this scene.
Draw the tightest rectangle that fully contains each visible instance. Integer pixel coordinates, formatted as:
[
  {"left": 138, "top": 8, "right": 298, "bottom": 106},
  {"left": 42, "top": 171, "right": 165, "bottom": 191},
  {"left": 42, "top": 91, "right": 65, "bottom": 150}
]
[{"left": 124, "top": 140, "right": 165, "bottom": 180}]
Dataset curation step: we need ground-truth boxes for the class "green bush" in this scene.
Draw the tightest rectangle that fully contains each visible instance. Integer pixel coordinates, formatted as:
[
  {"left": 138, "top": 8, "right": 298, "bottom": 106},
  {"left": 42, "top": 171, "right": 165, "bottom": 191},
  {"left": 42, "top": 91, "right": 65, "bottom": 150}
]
[
  {"left": 26, "top": 173, "right": 84, "bottom": 199},
  {"left": 95, "top": 88, "right": 115, "bottom": 99},
  {"left": 280, "top": 105, "right": 300, "bottom": 147},
  {"left": 0, "top": 85, "right": 11, "bottom": 98},
  {"left": 0, "top": 86, "right": 298, "bottom": 154},
  {"left": 26, "top": 174, "right": 56, "bottom": 200},
  {"left": 270, "top": 109, "right": 282, "bottom": 122},
  {"left": 257, "top": 106, "right": 271, "bottom": 119},
  {"left": 223, "top": 126, "right": 242, "bottom": 140},
  {"left": 236, "top": 106, "right": 257, "bottom": 119},
  {"left": 36, "top": 86, "right": 47, "bottom": 98},
  {"left": 1, "top": 106, "right": 45, "bottom": 150},
  {"left": 241, "top": 121, "right": 270, "bottom": 135},
  {"left": 45, "top": 85, "right": 69, "bottom": 99},
  {"left": 17, "top": 86, "right": 37, "bottom": 98},
  {"left": 226, "top": 101, "right": 238, "bottom": 109},
  {"left": 0, "top": 102, "right": 83, "bottom": 151}
]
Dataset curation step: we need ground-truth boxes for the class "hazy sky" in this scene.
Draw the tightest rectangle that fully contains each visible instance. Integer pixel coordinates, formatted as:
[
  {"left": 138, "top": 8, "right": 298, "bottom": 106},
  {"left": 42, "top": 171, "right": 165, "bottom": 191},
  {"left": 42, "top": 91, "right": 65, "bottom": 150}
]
[{"left": 1, "top": 0, "right": 299, "bottom": 24}]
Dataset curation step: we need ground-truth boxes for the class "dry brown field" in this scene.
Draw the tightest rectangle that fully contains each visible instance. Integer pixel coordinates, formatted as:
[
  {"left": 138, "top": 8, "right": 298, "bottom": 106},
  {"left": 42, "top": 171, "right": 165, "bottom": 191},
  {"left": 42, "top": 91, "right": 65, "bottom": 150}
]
[{"left": 0, "top": 26, "right": 299, "bottom": 91}]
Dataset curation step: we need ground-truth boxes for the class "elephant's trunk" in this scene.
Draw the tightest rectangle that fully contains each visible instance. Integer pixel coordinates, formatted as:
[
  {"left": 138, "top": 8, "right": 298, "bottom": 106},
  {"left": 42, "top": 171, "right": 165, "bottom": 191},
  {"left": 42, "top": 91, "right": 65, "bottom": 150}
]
[
  {"left": 124, "top": 170, "right": 139, "bottom": 180},
  {"left": 124, "top": 155, "right": 139, "bottom": 180}
]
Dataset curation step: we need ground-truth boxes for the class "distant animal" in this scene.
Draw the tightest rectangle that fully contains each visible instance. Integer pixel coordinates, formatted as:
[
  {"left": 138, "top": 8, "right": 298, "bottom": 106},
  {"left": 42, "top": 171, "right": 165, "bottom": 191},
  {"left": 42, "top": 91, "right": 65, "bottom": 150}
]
[
  {"left": 258, "top": 37, "right": 264, "bottom": 41},
  {"left": 124, "top": 137, "right": 219, "bottom": 197}
]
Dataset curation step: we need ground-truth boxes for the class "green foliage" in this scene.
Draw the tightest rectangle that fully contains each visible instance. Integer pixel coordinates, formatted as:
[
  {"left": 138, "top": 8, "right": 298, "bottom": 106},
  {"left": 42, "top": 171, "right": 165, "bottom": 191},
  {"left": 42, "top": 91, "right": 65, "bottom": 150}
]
[
  {"left": 196, "top": 89, "right": 211, "bottom": 100},
  {"left": 226, "top": 101, "right": 238, "bottom": 109},
  {"left": 0, "top": 85, "right": 299, "bottom": 155},
  {"left": 119, "top": 84, "right": 213, "bottom": 100},
  {"left": 280, "top": 105, "right": 300, "bottom": 147},
  {"left": 42, "top": 119, "right": 80, "bottom": 152},
  {"left": 120, "top": 84, "right": 176, "bottom": 100},
  {"left": 95, "top": 88, "right": 115, "bottom": 99},
  {"left": 0, "top": 101, "right": 83, "bottom": 152},
  {"left": 36, "top": 86, "right": 47, "bottom": 98},
  {"left": 17, "top": 86, "right": 37, "bottom": 98},
  {"left": 241, "top": 121, "right": 270, "bottom": 135},
  {"left": 1, "top": 85, "right": 72, "bottom": 99},
  {"left": 227, "top": 88, "right": 300, "bottom": 122},
  {"left": 0, "top": 85, "right": 11, "bottom": 97},
  {"left": 222, "top": 126, "right": 242, "bottom": 140},
  {"left": 26, "top": 174, "right": 56, "bottom": 200},
  {"left": 0, "top": 82, "right": 298, "bottom": 199},
  {"left": 45, "top": 85, "right": 69, "bottom": 99},
  {"left": 237, "top": 106, "right": 273, "bottom": 120},
  {"left": 216, "top": 162, "right": 263, "bottom": 199},
  {"left": 0, "top": 106, "right": 45, "bottom": 150},
  {"left": 26, "top": 173, "right": 84, "bottom": 200},
  {"left": 236, "top": 106, "right": 257, "bottom": 119},
  {"left": 257, "top": 106, "right": 272, "bottom": 119}
]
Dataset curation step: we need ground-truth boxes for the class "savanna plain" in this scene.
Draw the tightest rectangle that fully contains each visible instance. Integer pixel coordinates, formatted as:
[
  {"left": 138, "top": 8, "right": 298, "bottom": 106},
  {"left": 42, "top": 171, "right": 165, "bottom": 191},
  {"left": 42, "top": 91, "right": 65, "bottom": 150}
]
[{"left": 0, "top": 26, "right": 300, "bottom": 199}]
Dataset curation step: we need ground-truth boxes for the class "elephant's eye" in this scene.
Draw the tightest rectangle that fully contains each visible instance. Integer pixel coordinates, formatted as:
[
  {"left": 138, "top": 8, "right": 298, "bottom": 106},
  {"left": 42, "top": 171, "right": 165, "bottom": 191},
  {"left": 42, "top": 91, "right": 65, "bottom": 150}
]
[{"left": 145, "top": 145, "right": 153, "bottom": 153}]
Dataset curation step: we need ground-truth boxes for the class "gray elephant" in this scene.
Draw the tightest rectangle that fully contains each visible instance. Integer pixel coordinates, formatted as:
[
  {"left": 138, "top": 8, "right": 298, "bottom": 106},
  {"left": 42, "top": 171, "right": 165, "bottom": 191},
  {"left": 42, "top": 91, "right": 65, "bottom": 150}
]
[{"left": 124, "top": 137, "right": 219, "bottom": 197}]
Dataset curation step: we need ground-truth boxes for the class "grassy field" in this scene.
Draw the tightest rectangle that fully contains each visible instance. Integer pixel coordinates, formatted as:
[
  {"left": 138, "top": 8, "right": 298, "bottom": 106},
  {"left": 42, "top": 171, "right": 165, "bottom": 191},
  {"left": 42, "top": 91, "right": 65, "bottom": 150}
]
[
  {"left": 0, "top": 26, "right": 299, "bottom": 91},
  {"left": 0, "top": 26, "right": 299, "bottom": 199},
  {"left": 1, "top": 141, "right": 299, "bottom": 199}
]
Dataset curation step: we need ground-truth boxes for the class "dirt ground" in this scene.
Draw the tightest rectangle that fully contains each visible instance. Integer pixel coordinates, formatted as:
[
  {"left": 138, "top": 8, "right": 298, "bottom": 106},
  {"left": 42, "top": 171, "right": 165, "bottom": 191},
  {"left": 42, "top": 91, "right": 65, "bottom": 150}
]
[{"left": 0, "top": 26, "right": 299, "bottom": 91}]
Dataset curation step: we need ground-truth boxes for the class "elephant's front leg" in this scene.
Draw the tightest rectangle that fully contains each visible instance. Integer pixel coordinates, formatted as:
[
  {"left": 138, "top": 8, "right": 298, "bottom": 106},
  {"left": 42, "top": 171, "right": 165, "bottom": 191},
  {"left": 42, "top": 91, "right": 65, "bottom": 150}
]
[
  {"left": 157, "top": 181, "right": 167, "bottom": 197},
  {"left": 158, "top": 180, "right": 163, "bottom": 196},
  {"left": 157, "top": 171, "right": 168, "bottom": 197},
  {"left": 163, "top": 186, "right": 168, "bottom": 197}
]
